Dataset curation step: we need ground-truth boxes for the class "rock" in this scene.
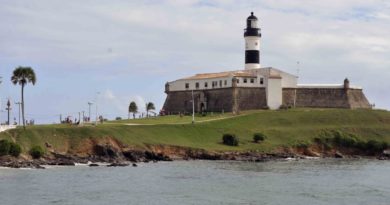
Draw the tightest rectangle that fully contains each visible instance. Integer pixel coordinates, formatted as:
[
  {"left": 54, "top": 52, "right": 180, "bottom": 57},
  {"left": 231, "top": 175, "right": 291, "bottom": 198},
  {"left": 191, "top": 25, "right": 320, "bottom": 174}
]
[
  {"left": 132, "top": 163, "right": 137, "bottom": 167},
  {"left": 57, "top": 160, "right": 75, "bottom": 166},
  {"left": 45, "top": 142, "right": 52, "bottom": 148},
  {"left": 335, "top": 152, "right": 344, "bottom": 158},
  {"left": 107, "top": 162, "right": 129, "bottom": 167},
  {"left": 144, "top": 151, "right": 172, "bottom": 161},
  {"left": 89, "top": 163, "right": 99, "bottom": 167},
  {"left": 122, "top": 150, "right": 145, "bottom": 162},
  {"left": 94, "top": 144, "right": 121, "bottom": 158}
]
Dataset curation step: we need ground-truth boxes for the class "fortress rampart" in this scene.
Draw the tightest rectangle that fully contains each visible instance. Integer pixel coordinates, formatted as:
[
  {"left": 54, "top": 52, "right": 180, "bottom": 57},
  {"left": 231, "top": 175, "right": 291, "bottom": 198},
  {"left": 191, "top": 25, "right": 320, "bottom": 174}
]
[{"left": 163, "top": 87, "right": 371, "bottom": 114}]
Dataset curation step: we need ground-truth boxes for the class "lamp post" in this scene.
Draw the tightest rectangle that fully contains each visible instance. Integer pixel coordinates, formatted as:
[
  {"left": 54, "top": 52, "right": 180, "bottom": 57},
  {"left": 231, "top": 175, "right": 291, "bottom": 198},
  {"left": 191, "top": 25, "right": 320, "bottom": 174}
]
[
  {"left": 5, "top": 99, "right": 11, "bottom": 125},
  {"left": 88, "top": 102, "right": 93, "bottom": 122},
  {"left": 95, "top": 92, "right": 100, "bottom": 125},
  {"left": 192, "top": 90, "right": 195, "bottom": 124},
  {"left": 15, "top": 102, "right": 21, "bottom": 125}
]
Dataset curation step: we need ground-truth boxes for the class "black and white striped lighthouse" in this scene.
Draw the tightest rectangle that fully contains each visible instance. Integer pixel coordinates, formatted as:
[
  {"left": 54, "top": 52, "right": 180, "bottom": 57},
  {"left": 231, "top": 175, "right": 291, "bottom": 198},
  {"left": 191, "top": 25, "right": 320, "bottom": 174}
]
[{"left": 244, "top": 12, "right": 261, "bottom": 69}]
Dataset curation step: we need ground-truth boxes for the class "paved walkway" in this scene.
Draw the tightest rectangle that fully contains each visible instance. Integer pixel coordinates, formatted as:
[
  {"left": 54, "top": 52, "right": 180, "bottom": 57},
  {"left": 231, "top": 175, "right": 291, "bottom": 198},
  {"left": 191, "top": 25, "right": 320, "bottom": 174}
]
[{"left": 109, "top": 115, "right": 242, "bottom": 126}]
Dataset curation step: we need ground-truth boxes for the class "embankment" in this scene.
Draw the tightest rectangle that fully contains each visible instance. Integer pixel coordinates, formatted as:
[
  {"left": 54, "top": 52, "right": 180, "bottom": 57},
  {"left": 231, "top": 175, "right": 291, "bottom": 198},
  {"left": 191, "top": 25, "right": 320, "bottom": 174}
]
[{"left": 0, "top": 109, "right": 389, "bottom": 168}]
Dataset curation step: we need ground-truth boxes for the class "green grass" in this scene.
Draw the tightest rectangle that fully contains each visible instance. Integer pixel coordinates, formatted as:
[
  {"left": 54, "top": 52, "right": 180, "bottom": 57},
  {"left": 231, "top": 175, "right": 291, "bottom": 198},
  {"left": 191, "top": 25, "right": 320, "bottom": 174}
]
[
  {"left": 1, "top": 109, "right": 390, "bottom": 153},
  {"left": 107, "top": 112, "right": 237, "bottom": 125}
]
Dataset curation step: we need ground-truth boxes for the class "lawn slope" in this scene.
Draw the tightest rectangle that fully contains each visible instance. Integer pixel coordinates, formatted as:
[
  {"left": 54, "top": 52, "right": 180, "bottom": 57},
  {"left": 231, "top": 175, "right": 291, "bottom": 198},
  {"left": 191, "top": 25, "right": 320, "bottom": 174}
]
[{"left": 1, "top": 109, "right": 389, "bottom": 153}]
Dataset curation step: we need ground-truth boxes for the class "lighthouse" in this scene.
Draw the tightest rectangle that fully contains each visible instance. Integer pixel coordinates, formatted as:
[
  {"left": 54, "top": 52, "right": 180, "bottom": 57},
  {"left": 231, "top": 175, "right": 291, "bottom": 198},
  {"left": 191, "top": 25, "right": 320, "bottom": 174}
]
[{"left": 244, "top": 12, "right": 261, "bottom": 70}]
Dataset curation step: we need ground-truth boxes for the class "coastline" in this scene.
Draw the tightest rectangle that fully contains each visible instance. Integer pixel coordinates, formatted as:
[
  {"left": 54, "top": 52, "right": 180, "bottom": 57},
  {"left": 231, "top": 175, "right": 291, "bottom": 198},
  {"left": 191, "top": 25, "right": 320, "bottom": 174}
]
[{"left": 1, "top": 144, "right": 389, "bottom": 169}]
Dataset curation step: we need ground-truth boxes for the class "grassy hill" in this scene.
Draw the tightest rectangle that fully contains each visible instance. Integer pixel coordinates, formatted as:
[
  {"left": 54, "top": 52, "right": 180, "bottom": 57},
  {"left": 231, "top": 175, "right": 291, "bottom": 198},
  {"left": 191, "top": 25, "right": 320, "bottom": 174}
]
[{"left": 1, "top": 109, "right": 389, "bottom": 154}]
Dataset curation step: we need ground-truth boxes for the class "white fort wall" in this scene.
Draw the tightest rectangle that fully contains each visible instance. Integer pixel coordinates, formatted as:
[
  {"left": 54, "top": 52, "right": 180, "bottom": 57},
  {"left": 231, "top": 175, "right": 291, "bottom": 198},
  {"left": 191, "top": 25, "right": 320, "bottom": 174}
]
[
  {"left": 266, "top": 78, "right": 283, "bottom": 109},
  {"left": 168, "top": 75, "right": 267, "bottom": 92},
  {"left": 168, "top": 76, "right": 233, "bottom": 91}
]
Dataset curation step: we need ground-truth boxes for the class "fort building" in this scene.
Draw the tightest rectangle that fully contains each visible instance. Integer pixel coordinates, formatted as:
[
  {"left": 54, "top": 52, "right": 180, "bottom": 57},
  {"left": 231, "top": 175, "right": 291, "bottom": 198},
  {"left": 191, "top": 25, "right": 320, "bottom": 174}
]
[{"left": 162, "top": 12, "right": 371, "bottom": 114}]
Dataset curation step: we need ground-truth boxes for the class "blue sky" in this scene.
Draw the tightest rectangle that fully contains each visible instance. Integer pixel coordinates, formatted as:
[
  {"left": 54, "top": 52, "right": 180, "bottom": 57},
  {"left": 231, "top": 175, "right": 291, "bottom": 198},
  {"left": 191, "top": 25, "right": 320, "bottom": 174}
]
[{"left": 0, "top": 0, "right": 389, "bottom": 124}]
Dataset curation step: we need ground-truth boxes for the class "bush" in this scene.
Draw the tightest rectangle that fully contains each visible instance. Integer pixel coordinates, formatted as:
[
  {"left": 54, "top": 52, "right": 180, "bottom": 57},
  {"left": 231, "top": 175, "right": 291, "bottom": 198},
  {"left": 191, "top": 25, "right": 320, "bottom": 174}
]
[
  {"left": 332, "top": 131, "right": 358, "bottom": 148},
  {"left": 0, "top": 140, "right": 11, "bottom": 156},
  {"left": 9, "top": 143, "right": 22, "bottom": 157},
  {"left": 253, "top": 133, "right": 266, "bottom": 143},
  {"left": 30, "top": 146, "right": 44, "bottom": 159},
  {"left": 365, "top": 140, "right": 387, "bottom": 152},
  {"left": 222, "top": 134, "right": 239, "bottom": 146}
]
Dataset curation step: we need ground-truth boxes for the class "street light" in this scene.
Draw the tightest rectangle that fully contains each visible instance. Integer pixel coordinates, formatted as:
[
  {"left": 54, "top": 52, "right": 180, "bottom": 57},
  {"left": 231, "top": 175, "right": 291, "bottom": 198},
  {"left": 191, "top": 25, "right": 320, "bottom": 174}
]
[
  {"left": 5, "top": 99, "right": 11, "bottom": 125},
  {"left": 15, "top": 102, "right": 21, "bottom": 125},
  {"left": 88, "top": 102, "right": 93, "bottom": 122},
  {"left": 192, "top": 90, "right": 195, "bottom": 124},
  {"left": 95, "top": 92, "right": 100, "bottom": 125}
]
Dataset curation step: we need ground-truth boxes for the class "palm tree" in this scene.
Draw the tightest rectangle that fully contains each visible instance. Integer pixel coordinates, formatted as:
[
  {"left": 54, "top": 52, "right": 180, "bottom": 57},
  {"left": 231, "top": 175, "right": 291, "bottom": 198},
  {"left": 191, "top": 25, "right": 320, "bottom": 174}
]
[
  {"left": 128, "top": 101, "right": 138, "bottom": 119},
  {"left": 11, "top": 66, "right": 36, "bottom": 129},
  {"left": 146, "top": 102, "right": 155, "bottom": 117}
]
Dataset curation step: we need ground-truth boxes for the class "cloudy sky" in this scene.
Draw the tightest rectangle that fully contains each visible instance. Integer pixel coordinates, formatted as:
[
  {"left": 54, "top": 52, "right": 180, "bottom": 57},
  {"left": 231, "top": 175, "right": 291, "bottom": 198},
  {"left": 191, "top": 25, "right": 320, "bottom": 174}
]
[{"left": 0, "top": 0, "right": 389, "bottom": 124}]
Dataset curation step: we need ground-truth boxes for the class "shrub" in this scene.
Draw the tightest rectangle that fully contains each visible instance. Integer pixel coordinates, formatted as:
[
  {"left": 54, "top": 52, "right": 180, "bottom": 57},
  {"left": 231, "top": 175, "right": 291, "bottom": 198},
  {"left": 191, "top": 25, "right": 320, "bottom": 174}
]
[
  {"left": 253, "top": 133, "right": 266, "bottom": 143},
  {"left": 222, "top": 134, "right": 239, "bottom": 146},
  {"left": 30, "top": 146, "right": 44, "bottom": 159},
  {"left": 332, "top": 131, "right": 358, "bottom": 148},
  {"left": 0, "top": 140, "right": 11, "bottom": 156},
  {"left": 9, "top": 143, "right": 22, "bottom": 157},
  {"left": 295, "top": 141, "right": 310, "bottom": 148},
  {"left": 365, "top": 140, "right": 386, "bottom": 152}
]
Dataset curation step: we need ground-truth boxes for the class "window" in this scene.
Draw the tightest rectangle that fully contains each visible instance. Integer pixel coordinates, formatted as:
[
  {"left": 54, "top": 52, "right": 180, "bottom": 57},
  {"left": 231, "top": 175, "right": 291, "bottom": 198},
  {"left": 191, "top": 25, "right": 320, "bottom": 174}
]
[
  {"left": 250, "top": 78, "right": 254, "bottom": 83},
  {"left": 195, "top": 82, "right": 199, "bottom": 89},
  {"left": 251, "top": 19, "right": 258, "bottom": 28},
  {"left": 224, "top": 80, "right": 227, "bottom": 86},
  {"left": 237, "top": 79, "right": 239, "bottom": 83},
  {"left": 219, "top": 80, "right": 222, "bottom": 87},
  {"left": 185, "top": 83, "right": 189, "bottom": 89},
  {"left": 260, "top": 78, "right": 264, "bottom": 85},
  {"left": 205, "top": 82, "right": 208, "bottom": 88},
  {"left": 244, "top": 78, "right": 247, "bottom": 83}
]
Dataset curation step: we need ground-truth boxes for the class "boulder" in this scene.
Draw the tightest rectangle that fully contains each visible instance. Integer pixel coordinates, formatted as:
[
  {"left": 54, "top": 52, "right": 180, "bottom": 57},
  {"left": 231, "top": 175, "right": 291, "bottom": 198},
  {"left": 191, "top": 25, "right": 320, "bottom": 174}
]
[
  {"left": 93, "top": 144, "right": 121, "bottom": 158},
  {"left": 89, "top": 163, "right": 99, "bottom": 167},
  {"left": 335, "top": 152, "right": 344, "bottom": 158},
  {"left": 107, "top": 162, "right": 129, "bottom": 167}
]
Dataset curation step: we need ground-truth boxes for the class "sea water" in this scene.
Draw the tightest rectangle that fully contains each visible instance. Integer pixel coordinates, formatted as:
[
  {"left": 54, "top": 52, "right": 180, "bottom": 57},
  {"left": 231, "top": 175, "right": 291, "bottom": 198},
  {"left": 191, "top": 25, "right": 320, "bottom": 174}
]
[{"left": 0, "top": 159, "right": 389, "bottom": 205}]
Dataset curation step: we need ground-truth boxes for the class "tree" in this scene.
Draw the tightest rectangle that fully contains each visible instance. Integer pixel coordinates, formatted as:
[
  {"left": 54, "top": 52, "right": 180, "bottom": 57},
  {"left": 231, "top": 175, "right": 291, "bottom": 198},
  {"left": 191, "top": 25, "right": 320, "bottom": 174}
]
[
  {"left": 11, "top": 66, "right": 36, "bottom": 129},
  {"left": 146, "top": 102, "right": 155, "bottom": 117},
  {"left": 128, "top": 101, "right": 138, "bottom": 119}
]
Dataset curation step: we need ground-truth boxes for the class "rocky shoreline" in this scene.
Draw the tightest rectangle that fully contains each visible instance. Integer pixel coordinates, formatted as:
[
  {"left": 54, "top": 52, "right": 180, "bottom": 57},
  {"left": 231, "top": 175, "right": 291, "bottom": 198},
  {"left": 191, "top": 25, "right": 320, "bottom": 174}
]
[{"left": 1, "top": 144, "right": 389, "bottom": 169}]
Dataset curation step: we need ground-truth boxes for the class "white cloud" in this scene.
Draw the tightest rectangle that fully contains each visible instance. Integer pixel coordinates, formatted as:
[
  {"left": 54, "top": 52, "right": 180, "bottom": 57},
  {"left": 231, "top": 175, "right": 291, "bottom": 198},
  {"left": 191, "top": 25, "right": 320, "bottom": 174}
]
[{"left": 0, "top": 0, "right": 389, "bottom": 123}]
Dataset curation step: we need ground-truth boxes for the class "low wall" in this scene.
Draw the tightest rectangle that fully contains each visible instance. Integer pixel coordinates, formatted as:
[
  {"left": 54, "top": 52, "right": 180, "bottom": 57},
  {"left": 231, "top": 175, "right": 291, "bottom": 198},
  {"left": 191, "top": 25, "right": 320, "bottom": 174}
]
[
  {"left": 282, "top": 88, "right": 371, "bottom": 109},
  {"left": 234, "top": 87, "right": 267, "bottom": 111},
  {"left": 163, "top": 88, "right": 234, "bottom": 114},
  {"left": 163, "top": 87, "right": 267, "bottom": 113},
  {"left": 0, "top": 125, "right": 17, "bottom": 133}
]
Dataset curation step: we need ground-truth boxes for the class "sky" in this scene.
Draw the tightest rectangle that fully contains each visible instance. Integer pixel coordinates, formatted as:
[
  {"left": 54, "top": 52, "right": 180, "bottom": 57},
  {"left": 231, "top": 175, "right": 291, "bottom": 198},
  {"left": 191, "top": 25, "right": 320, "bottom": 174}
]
[{"left": 0, "top": 0, "right": 389, "bottom": 124}]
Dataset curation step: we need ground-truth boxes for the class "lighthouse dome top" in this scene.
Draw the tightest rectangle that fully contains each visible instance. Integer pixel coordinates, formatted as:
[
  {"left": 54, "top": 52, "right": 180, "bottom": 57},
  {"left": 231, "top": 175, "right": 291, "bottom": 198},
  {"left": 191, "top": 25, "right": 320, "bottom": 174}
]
[{"left": 247, "top": 12, "right": 258, "bottom": 20}]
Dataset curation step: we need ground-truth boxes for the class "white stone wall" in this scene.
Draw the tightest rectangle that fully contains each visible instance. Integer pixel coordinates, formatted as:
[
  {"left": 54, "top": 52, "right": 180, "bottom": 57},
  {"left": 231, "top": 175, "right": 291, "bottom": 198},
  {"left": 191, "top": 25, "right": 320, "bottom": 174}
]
[
  {"left": 280, "top": 72, "right": 298, "bottom": 88},
  {"left": 266, "top": 78, "right": 282, "bottom": 109},
  {"left": 168, "top": 76, "right": 233, "bottom": 91},
  {"left": 235, "top": 76, "right": 265, "bottom": 88}
]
